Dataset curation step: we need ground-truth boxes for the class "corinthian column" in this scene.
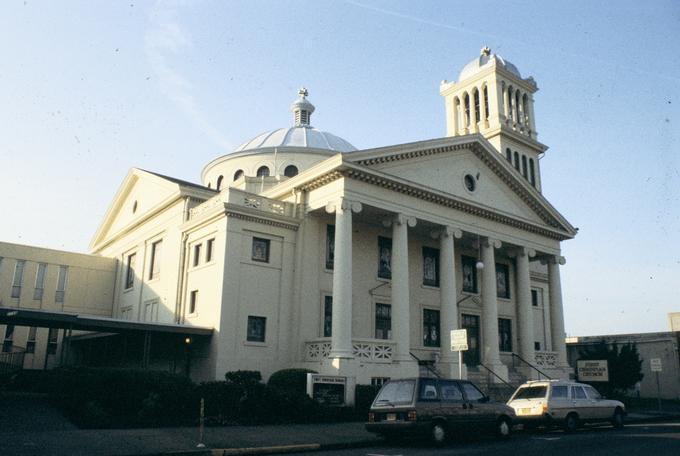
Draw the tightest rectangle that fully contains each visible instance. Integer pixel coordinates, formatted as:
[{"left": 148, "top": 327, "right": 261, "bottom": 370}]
[
  {"left": 515, "top": 247, "right": 536, "bottom": 369},
  {"left": 548, "top": 255, "right": 568, "bottom": 368},
  {"left": 480, "top": 237, "right": 508, "bottom": 381},
  {"left": 325, "top": 198, "right": 362, "bottom": 359}
]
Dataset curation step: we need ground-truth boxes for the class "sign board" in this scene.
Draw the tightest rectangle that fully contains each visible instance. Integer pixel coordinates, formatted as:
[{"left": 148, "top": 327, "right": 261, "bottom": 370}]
[
  {"left": 650, "top": 358, "right": 662, "bottom": 372},
  {"left": 306, "top": 374, "right": 347, "bottom": 406},
  {"left": 451, "top": 329, "right": 468, "bottom": 352},
  {"left": 577, "top": 360, "right": 609, "bottom": 382}
]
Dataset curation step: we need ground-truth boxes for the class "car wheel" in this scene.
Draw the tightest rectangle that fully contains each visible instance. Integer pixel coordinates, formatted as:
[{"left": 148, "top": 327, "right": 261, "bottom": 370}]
[
  {"left": 496, "top": 417, "right": 512, "bottom": 439},
  {"left": 431, "top": 422, "right": 448, "bottom": 445},
  {"left": 564, "top": 413, "right": 579, "bottom": 433},
  {"left": 612, "top": 409, "right": 624, "bottom": 429}
]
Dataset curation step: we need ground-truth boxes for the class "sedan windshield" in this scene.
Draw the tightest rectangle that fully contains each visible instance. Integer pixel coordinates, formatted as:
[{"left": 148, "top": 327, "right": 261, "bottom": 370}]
[
  {"left": 512, "top": 386, "right": 547, "bottom": 400},
  {"left": 374, "top": 380, "right": 415, "bottom": 406}
]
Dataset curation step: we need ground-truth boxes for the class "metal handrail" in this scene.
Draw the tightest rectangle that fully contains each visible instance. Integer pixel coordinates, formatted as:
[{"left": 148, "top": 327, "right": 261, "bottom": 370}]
[
  {"left": 410, "top": 352, "right": 441, "bottom": 378},
  {"left": 479, "top": 363, "right": 517, "bottom": 389},
  {"left": 511, "top": 353, "right": 551, "bottom": 380}
]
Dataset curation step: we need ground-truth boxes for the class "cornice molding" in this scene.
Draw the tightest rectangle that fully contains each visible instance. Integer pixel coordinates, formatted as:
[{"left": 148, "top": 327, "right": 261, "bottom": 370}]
[{"left": 225, "top": 211, "right": 299, "bottom": 232}]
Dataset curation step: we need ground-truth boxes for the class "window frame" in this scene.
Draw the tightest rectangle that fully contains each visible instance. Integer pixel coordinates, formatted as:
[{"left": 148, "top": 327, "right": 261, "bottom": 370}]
[
  {"left": 33, "top": 263, "right": 47, "bottom": 301},
  {"left": 11, "top": 259, "right": 25, "bottom": 298},
  {"left": 55, "top": 265, "right": 68, "bottom": 303},
  {"left": 188, "top": 290, "right": 198, "bottom": 315},
  {"left": 206, "top": 238, "right": 215, "bottom": 263},
  {"left": 251, "top": 237, "right": 271, "bottom": 263},
  {"left": 498, "top": 318, "right": 513, "bottom": 352},
  {"left": 375, "top": 302, "right": 392, "bottom": 340},
  {"left": 461, "top": 255, "right": 478, "bottom": 293},
  {"left": 423, "top": 308, "right": 441, "bottom": 347},
  {"left": 495, "top": 263, "right": 510, "bottom": 299},
  {"left": 422, "top": 247, "right": 440, "bottom": 287},
  {"left": 246, "top": 316, "right": 267, "bottom": 343},
  {"left": 377, "top": 236, "right": 392, "bottom": 280},
  {"left": 149, "top": 239, "right": 162, "bottom": 280},
  {"left": 325, "top": 224, "right": 335, "bottom": 270},
  {"left": 124, "top": 253, "right": 136, "bottom": 290},
  {"left": 323, "top": 295, "right": 333, "bottom": 338}
]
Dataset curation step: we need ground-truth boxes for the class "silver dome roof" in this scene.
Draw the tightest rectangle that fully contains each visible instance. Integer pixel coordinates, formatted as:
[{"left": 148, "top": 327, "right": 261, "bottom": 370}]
[
  {"left": 459, "top": 47, "right": 521, "bottom": 81},
  {"left": 233, "top": 88, "right": 356, "bottom": 153}
]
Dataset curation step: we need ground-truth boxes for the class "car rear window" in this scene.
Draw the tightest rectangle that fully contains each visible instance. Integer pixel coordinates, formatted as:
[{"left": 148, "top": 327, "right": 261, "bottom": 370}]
[
  {"left": 513, "top": 386, "right": 547, "bottom": 399},
  {"left": 374, "top": 380, "right": 415, "bottom": 405},
  {"left": 551, "top": 386, "right": 568, "bottom": 398}
]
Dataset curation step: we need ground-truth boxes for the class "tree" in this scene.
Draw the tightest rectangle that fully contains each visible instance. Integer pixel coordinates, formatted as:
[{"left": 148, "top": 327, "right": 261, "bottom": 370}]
[{"left": 578, "top": 340, "right": 643, "bottom": 397}]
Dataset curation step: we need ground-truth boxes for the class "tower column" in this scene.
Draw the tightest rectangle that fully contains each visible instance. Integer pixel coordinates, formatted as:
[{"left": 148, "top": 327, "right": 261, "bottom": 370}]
[
  {"left": 325, "top": 198, "right": 362, "bottom": 359},
  {"left": 480, "top": 237, "right": 508, "bottom": 381},
  {"left": 527, "top": 95, "right": 537, "bottom": 135}
]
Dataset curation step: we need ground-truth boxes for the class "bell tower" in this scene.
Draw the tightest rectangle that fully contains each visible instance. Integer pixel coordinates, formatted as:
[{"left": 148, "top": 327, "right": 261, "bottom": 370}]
[{"left": 440, "top": 47, "right": 546, "bottom": 191}]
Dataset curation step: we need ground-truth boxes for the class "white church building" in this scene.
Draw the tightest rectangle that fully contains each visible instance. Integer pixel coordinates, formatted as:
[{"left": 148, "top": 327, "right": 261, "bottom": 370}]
[{"left": 0, "top": 49, "right": 576, "bottom": 389}]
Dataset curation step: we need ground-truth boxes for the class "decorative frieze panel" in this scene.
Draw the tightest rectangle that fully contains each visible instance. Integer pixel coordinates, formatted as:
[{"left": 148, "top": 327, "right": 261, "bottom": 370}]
[
  {"left": 189, "top": 189, "right": 295, "bottom": 220},
  {"left": 305, "top": 339, "right": 394, "bottom": 363}
]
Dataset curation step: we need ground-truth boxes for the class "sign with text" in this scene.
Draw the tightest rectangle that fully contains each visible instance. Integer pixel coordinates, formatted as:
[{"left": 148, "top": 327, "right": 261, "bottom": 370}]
[
  {"left": 650, "top": 358, "right": 662, "bottom": 372},
  {"left": 451, "top": 329, "right": 468, "bottom": 351},
  {"left": 577, "top": 360, "right": 609, "bottom": 382},
  {"left": 306, "top": 374, "right": 347, "bottom": 406}
]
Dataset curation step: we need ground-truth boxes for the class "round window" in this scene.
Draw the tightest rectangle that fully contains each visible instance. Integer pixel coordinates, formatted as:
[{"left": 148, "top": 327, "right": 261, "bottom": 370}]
[{"left": 464, "top": 174, "right": 476, "bottom": 192}]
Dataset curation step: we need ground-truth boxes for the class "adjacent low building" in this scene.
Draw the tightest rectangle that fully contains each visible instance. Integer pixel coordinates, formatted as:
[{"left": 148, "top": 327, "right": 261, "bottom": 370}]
[{"left": 1, "top": 49, "right": 577, "bottom": 392}]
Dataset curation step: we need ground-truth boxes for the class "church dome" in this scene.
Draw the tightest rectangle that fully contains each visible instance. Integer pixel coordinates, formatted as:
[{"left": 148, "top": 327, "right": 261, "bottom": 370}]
[
  {"left": 233, "top": 88, "right": 357, "bottom": 153},
  {"left": 458, "top": 47, "right": 521, "bottom": 81}
]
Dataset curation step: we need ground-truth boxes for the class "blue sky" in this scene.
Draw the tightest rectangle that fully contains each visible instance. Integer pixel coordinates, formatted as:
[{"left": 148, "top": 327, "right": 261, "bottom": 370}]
[{"left": 0, "top": 0, "right": 678, "bottom": 336}]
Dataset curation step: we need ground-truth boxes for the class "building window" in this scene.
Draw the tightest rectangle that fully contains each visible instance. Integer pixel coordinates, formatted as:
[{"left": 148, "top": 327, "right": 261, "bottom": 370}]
[
  {"left": 529, "top": 159, "right": 536, "bottom": 186},
  {"left": 483, "top": 86, "right": 489, "bottom": 120},
  {"left": 378, "top": 237, "right": 392, "bottom": 279},
  {"left": 193, "top": 243, "right": 202, "bottom": 267},
  {"left": 26, "top": 327, "right": 37, "bottom": 354},
  {"left": 513, "top": 152, "right": 520, "bottom": 171},
  {"left": 233, "top": 169, "right": 244, "bottom": 181},
  {"left": 461, "top": 255, "right": 478, "bottom": 293},
  {"left": 522, "top": 155, "right": 528, "bottom": 178},
  {"left": 34, "top": 263, "right": 47, "bottom": 300},
  {"left": 498, "top": 318, "right": 512, "bottom": 352},
  {"left": 206, "top": 238, "right": 215, "bottom": 262},
  {"left": 375, "top": 303, "right": 392, "bottom": 340},
  {"left": 531, "top": 289, "right": 539, "bottom": 306},
  {"left": 323, "top": 295, "right": 332, "bottom": 337},
  {"left": 496, "top": 263, "right": 510, "bottom": 299},
  {"left": 422, "top": 247, "right": 440, "bottom": 287},
  {"left": 251, "top": 237, "right": 270, "bottom": 263},
  {"left": 124, "top": 253, "right": 136, "bottom": 289},
  {"left": 423, "top": 309, "right": 440, "bottom": 347},
  {"left": 325, "top": 225, "right": 335, "bottom": 270},
  {"left": 11, "top": 260, "right": 25, "bottom": 298},
  {"left": 189, "top": 290, "right": 198, "bottom": 314},
  {"left": 2, "top": 325, "right": 14, "bottom": 353},
  {"left": 149, "top": 240, "right": 162, "bottom": 280},
  {"left": 256, "top": 166, "right": 270, "bottom": 177},
  {"left": 247, "top": 316, "right": 266, "bottom": 342},
  {"left": 534, "top": 341, "right": 541, "bottom": 351},
  {"left": 55, "top": 266, "right": 68, "bottom": 303},
  {"left": 216, "top": 175, "right": 224, "bottom": 191},
  {"left": 120, "top": 306, "right": 133, "bottom": 320},
  {"left": 143, "top": 299, "right": 158, "bottom": 322},
  {"left": 47, "top": 328, "right": 59, "bottom": 355},
  {"left": 284, "top": 165, "right": 299, "bottom": 177},
  {"left": 464, "top": 174, "right": 476, "bottom": 192},
  {"left": 371, "top": 377, "right": 390, "bottom": 387},
  {"left": 505, "top": 148, "right": 512, "bottom": 162}
]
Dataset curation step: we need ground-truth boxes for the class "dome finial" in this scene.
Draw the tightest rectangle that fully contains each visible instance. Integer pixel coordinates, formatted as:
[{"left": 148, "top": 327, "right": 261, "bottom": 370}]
[
  {"left": 481, "top": 46, "right": 491, "bottom": 56},
  {"left": 291, "top": 86, "right": 315, "bottom": 127}
]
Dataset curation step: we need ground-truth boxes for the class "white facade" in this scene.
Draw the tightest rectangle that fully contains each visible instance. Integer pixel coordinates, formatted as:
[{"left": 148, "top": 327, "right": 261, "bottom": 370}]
[{"left": 1, "top": 50, "right": 576, "bottom": 388}]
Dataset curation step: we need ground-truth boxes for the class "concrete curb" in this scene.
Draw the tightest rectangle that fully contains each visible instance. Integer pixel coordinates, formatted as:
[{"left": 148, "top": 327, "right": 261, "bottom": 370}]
[{"left": 212, "top": 444, "right": 321, "bottom": 455}]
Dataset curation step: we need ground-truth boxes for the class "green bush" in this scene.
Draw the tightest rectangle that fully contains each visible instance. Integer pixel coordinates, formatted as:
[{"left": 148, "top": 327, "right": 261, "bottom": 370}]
[
  {"left": 267, "top": 368, "right": 316, "bottom": 393},
  {"left": 224, "top": 370, "right": 262, "bottom": 387}
]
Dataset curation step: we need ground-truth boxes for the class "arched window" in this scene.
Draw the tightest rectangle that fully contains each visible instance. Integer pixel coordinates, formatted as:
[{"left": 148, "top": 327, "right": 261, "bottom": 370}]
[
  {"left": 505, "top": 148, "right": 512, "bottom": 162},
  {"left": 529, "top": 159, "right": 536, "bottom": 186},
  {"left": 522, "top": 156, "right": 528, "bottom": 178},
  {"left": 507, "top": 87, "right": 514, "bottom": 121},
  {"left": 483, "top": 86, "right": 489, "bottom": 120},
  {"left": 473, "top": 89, "right": 480, "bottom": 123},
  {"left": 514, "top": 152, "right": 520, "bottom": 171},
  {"left": 216, "top": 175, "right": 224, "bottom": 191},
  {"left": 515, "top": 91, "right": 521, "bottom": 123},
  {"left": 464, "top": 93, "right": 471, "bottom": 126},
  {"left": 233, "top": 169, "right": 244, "bottom": 181},
  {"left": 256, "top": 166, "right": 270, "bottom": 178},
  {"left": 284, "top": 165, "right": 299, "bottom": 178}
]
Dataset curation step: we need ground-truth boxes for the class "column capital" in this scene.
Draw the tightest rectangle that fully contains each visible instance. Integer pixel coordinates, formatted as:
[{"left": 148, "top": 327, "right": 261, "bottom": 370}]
[
  {"left": 431, "top": 226, "right": 463, "bottom": 240},
  {"left": 541, "top": 255, "right": 566, "bottom": 266},
  {"left": 382, "top": 213, "right": 416, "bottom": 228},
  {"left": 481, "top": 237, "right": 502, "bottom": 249},
  {"left": 325, "top": 198, "right": 362, "bottom": 214},
  {"left": 509, "top": 246, "right": 536, "bottom": 258}
]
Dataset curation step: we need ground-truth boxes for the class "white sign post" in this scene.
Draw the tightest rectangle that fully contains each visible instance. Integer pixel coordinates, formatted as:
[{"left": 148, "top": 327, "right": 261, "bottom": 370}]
[
  {"left": 450, "top": 329, "right": 468, "bottom": 380},
  {"left": 651, "top": 358, "right": 662, "bottom": 411},
  {"left": 577, "top": 360, "right": 609, "bottom": 382}
]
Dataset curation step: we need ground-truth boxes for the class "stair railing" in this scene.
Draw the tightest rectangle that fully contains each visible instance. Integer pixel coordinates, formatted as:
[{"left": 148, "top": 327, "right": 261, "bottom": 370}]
[
  {"left": 511, "top": 353, "right": 551, "bottom": 380},
  {"left": 410, "top": 351, "right": 441, "bottom": 378},
  {"left": 479, "top": 363, "right": 518, "bottom": 390}
]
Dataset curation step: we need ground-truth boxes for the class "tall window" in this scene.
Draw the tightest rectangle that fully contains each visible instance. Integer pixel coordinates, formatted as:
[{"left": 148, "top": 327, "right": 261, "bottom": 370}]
[
  {"left": 149, "top": 240, "right": 162, "bottom": 280},
  {"left": 531, "top": 288, "right": 542, "bottom": 307},
  {"left": 513, "top": 152, "right": 520, "bottom": 171},
  {"left": 256, "top": 166, "right": 270, "bottom": 177},
  {"left": 461, "top": 255, "right": 478, "bottom": 293},
  {"left": 206, "top": 238, "right": 215, "bottom": 262},
  {"left": 378, "top": 237, "right": 392, "bottom": 279},
  {"left": 11, "top": 260, "right": 25, "bottom": 298},
  {"left": 247, "top": 316, "right": 266, "bottom": 342},
  {"left": 325, "top": 225, "right": 335, "bottom": 270},
  {"left": 125, "top": 253, "right": 136, "bottom": 289},
  {"left": 522, "top": 155, "right": 528, "bottom": 178},
  {"left": 193, "top": 243, "right": 202, "bottom": 267},
  {"left": 251, "top": 237, "right": 270, "bottom": 263},
  {"left": 423, "top": 309, "right": 440, "bottom": 347},
  {"left": 26, "top": 327, "right": 37, "bottom": 354},
  {"left": 55, "top": 266, "right": 68, "bottom": 303},
  {"left": 34, "top": 263, "right": 47, "bottom": 300},
  {"left": 496, "top": 263, "right": 510, "bottom": 299},
  {"left": 323, "top": 296, "right": 333, "bottom": 337},
  {"left": 2, "top": 325, "right": 14, "bottom": 353},
  {"left": 529, "top": 159, "right": 536, "bottom": 186},
  {"left": 498, "top": 318, "right": 512, "bottom": 352},
  {"left": 464, "top": 93, "right": 470, "bottom": 126},
  {"left": 422, "top": 247, "right": 440, "bottom": 287},
  {"left": 505, "top": 148, "right": 512, "bottom": 162},
  {"left": 189, "top": 290, "right": 198, "bottom": 314},
  {"left": 473, "top": 89, "right": 480, "bottom": 122},
  {"left": 483, "top": 86, "right": 489, "bottom": 119},
  {"left": 375, "top": 303, "right": 392, "bottom": 339},
  {"left": 47, "top": 328, "right": 59, "bottom": 355}
]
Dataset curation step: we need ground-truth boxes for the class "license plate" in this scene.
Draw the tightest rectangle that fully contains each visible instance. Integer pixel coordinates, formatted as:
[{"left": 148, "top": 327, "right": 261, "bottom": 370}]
[
  {"left": 519, "top": 408, "right": 532, "bottom": 416},
  {"left": 386, "top": 413, "right": 397, "bottom": 421}
]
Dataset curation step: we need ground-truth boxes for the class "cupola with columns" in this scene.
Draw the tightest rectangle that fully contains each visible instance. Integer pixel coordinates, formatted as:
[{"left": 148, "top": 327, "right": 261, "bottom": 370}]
[{"left": 440, "top": 47, "right": 546, "bottom": 191}]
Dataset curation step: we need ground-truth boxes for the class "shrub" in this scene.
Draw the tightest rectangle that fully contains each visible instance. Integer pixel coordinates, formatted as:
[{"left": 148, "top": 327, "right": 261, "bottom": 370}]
[
  {"left": 224, "top": 370, "right": 262, "bottom": 387},
  {"left": 267, "top": 368, "right": 316, "bottom": 393}
]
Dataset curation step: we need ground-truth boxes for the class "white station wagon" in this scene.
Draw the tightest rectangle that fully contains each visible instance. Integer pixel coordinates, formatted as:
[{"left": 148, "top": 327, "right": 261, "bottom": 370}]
[{"left": 507, "top": 380, "right": 626, "bottom": 432}]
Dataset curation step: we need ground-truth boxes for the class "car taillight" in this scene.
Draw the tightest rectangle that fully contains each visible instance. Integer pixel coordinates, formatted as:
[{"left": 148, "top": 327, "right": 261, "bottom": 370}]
[
  {"left": 542, "top": 403, "right": 548, "bottom": 413},
  {"left": 407, "top": 410, "right": 417, "bottom": 421},
  {"left": 368, "top": 412, "right": 375, "bottom": 422}
]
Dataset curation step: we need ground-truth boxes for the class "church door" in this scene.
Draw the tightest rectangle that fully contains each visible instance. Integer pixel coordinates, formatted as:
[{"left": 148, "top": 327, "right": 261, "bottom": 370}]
[{"left": 461, "top": 314, "right": 480, "bottom": 366}]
